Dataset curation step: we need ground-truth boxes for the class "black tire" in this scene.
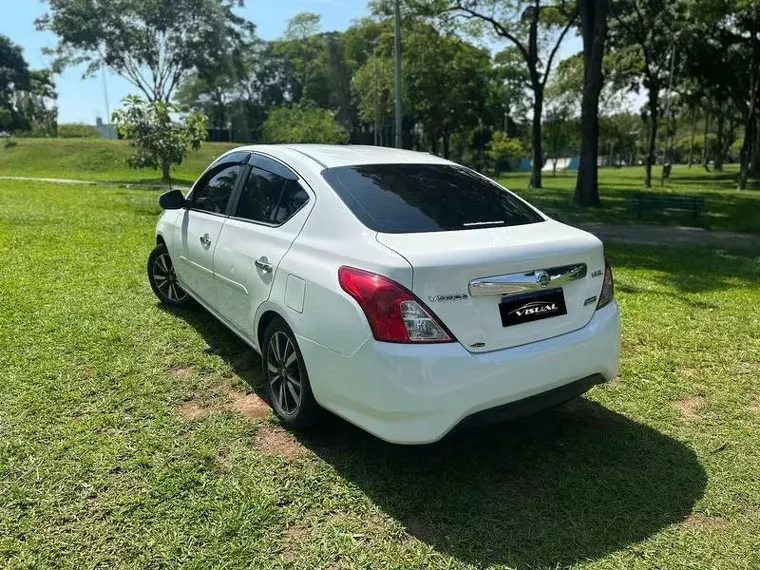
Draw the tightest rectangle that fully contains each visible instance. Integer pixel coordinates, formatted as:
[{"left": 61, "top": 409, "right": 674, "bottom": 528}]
[
  {"left": 262, "top": 317, "right": 322, "bottom": 430},
  {"left": 147, "top": 243, "right": 191, "bottom": 307}
]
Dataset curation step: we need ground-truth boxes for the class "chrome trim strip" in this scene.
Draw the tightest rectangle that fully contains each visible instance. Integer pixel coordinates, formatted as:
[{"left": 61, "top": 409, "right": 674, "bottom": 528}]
[{"left": 468, "top": 263, "right": 587, "bottom": 297}]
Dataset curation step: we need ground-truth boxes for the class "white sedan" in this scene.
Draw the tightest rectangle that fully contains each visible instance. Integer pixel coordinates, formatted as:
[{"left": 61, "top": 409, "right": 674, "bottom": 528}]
[{"left": 149, "top": 145, "right": 620, "bottom": 444}]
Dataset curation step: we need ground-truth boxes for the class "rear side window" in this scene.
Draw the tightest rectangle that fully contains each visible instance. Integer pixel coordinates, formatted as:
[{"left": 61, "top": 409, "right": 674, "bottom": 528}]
[
  {"left": 321, "top": 164, "right": 543, "bottom": 233},
  {"left": 235, "top": 167, "right": 309, "bottom": 225}
]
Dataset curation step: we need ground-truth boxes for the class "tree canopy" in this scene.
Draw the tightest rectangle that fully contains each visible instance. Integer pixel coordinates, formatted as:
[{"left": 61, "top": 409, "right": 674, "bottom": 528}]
[{"left": 36, "top": 0, "right": 254, "bottom": 102}]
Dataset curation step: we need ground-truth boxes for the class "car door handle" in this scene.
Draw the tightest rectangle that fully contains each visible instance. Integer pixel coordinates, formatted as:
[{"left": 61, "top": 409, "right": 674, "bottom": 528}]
[
  {"left": 199, "top": 233, "right": 212, "bottom": 248},
  {"left": 255, "top": 256, "right": 273, "bottom": 274}
]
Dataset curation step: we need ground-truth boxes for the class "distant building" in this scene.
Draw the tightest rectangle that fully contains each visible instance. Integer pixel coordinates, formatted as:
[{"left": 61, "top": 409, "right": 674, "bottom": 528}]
[{"left": 95, "top": 117, "right": 118, "bottom": 140}]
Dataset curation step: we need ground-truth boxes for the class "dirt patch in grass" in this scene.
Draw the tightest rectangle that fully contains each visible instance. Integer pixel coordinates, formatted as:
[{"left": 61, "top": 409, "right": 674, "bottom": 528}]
[
  {"left": 682, "top": 513, "right": 727, "bottom": 532},
  {"left": 169, "top": 365, "right": 194, "bottom": 379},
  {"left": 255, "top": 427, "right": 306, "bottom": 458},
  {"left": 176, "top": 396, "right": 220, "bottom": 419},
  {"left": 750, "top": 400, "right": 760, "bottom": 414},
  {"left": 224, "top": 386, "right": 270, "bottom": 419},
  {"left": 674, "top": 396, "right": 705, "bottom": 420},
  {"left": 278, "top": 523, "right": 309, "bottom": 562}
]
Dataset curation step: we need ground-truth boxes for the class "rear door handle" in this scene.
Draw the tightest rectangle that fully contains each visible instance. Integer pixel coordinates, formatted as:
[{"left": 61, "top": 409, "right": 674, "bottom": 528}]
[
  {"left": 199, "top": 233, "right": 212, "bottom": 248},
  {"left": 255, "top": 256, "right": 273, "bottom": 274}
]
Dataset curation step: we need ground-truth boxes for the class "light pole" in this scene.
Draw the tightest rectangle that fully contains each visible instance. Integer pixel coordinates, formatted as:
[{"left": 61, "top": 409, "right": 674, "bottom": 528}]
[
  {"left": 373, "top": 40, "right": 380, "bottom": 146},
  {"left": 393, "top": 0, "right": 403, "bottom": 149}
]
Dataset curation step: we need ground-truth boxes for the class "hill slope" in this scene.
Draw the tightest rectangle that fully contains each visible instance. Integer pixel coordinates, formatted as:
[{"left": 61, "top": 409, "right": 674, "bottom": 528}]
[{"left": 0, "top": 138, "right": 239, "bottom": 184}]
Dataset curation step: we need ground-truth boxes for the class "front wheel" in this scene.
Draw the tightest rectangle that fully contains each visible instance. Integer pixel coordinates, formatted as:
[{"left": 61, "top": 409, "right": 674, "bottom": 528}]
[
  {"left": 262, "top": 317, "right": 323, "bottom": 430},
  {"left": 147, "top": 243, "right": 191, "bottom": 307}
]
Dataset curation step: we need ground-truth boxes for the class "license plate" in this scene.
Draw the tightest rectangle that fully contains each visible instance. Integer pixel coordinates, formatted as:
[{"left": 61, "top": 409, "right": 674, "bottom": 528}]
[{"left": 499, "top": 288, "right": 567, "bottom": 327}]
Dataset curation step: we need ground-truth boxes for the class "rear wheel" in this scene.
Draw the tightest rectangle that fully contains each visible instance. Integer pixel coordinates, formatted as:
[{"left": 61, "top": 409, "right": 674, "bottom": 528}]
[
  {"left": 148, "top": 244, "right": 190, "bottom": 307},
  {"left": 262, "top": 317, "right": 322, "bottom": 430}
]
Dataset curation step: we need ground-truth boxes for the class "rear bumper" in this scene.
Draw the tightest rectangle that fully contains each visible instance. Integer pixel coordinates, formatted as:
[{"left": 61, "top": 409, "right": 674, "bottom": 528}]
[
  {"left": 451, "top": 373, "right": 606, "bottom": 432},
  {"left": 298, "top": 301, "right": 621, "bottom": 444}
]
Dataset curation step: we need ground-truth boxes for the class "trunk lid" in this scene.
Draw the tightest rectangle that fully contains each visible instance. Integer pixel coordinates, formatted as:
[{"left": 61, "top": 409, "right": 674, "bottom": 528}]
[{"left": 377, "top": 220, "right": 606, "bottom": 353}]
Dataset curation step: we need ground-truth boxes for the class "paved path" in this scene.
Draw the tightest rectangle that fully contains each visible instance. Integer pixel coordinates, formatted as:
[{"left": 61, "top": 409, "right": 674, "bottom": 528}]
[
  {"left": 0, "top": 175, "right": 190, "bottom": 191},
  {"left": 2, "top": 175, "right": 758, "bottom": 253},
  {"left": 578, "top": 223, "right": 760, "bottom": 254}
]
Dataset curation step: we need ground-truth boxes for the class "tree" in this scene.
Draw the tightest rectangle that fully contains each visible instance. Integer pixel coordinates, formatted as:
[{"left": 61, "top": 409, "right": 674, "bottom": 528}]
[
  {"left": 403, "top": 24, "right": 491, "bottom": 157},
  {"left": 413, "top": 0, "right": 578, "bottom": 189},
  {"left": 574, "top": 0, "right": 609, "bottom": 206},
  {"left": 111, "top": 95, "right": 207, "bottom": 182},
  {"left": 543, "top": 105, "right": 578, "bottom": 175},
  {"left": 609, "top": 0, "right": 686, "bottom": 187},
  {"left": 14, "top": 69, "right": 58, "bottom": 136},
  {"left": 599, "top": 112, "right": 641, "bottom": 165},
  {"left": 0, "top": 36, "right": 30, "bottom": 115},
  {"left": 680, "top": 0, "right": 760, "bottom": 189},
  {"left": 352, "top": 21, "right": 492, "bottom": 156},
  {"left": 261, "top": 103, "right": 348, "bottom": 144},
  {"left": 487, "top": 130, "right": 524, "bottom": 174},
  {"left": 0, "top": 35, "right": 57, "bottom": 134},
  {"left": 37, "top": 0, "right": 253, "bottom": 103},
  {"left": 272, "top": 13, "right": 327, "bottom": 104}
]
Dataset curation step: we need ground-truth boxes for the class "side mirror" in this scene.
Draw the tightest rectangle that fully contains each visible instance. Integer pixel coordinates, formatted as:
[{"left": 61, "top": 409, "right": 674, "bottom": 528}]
[{"left": 158, "top": 189, "right": 187, "bottom": 210}]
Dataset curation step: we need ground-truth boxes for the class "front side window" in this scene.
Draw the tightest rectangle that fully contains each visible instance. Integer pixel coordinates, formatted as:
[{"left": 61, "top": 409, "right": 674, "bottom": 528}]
[
  {"left": 192, "top": 164, "right": 243, "bottom": 214},
  {"left": 235, "top": 167, "right": 309, "bottom": 224},
  {"left": 321, "top": 164, "right": 544, "bottom": 233}
]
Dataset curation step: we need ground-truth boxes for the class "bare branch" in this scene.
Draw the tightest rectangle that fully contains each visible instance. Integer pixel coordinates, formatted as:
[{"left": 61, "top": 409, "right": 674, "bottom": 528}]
[
  {"left": 542, "top": 11, "right": 578, "bottom": 90},
  {"left": 440, "top": 3, "right": 530, "bottom": 63}
]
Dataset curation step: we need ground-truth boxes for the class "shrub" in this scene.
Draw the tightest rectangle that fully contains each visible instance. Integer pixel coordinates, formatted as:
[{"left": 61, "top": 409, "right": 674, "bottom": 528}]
[
  {"left": 262, "top": 103, "right": 348, "bottom": 144},
  {"left": 111, "top": 95, "right": 207, "bottom": 182}
]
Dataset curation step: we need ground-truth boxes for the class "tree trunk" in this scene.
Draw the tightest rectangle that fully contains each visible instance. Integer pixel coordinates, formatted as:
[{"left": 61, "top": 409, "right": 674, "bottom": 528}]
[
  {"left": 429, "top": 133, "right": 438, "bottom": 156},
  {"left": 740, "top": 15, "right": 759, "bottom": 189},
  {"left": 644, "top": 91, "right": 658, "bottom": 188},
  {"left": 702, "top": 112, "right": 710, "bottom": 169},
  {"left": 161, "top": 161, "right": 171, "bottom": 183},
  {"left": 688, "top": 108, "right": 697, "bottom": 167},
  {"left": 574, "top": 0, "right": 609, "bottom": 206},
  {"left": 715, "top": 107, "right": 725, "bottom": 170},
  {"left": 442, "top": 131, "right": 451, "bottom": 159},
  {"left": 739, "top": 118, "right": 752, "bottom": 189},
  {"left": 530, "top": 86, "right": 544, "bottom": 189},
  {"left": 751, "top": 115, "right": 760, "bottom": 176}
]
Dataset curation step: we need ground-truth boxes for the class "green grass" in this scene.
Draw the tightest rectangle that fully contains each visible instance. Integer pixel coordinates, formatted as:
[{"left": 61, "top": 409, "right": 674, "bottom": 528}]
[
  {"left": 501, "top": 165, "right": 760, "bottom": 234},
  {"left": 2, "top": 138, "right": 760, "bottom": 233},
  {"left": 0, "top": 138, "right": 239, "bottom": 186},
  {"left": 1, "top": 179, "right": 759, "bottom": 569}
]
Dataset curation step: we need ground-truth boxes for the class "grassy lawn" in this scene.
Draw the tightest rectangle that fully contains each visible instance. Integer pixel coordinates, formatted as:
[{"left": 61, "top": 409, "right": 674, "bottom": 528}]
[
  {"left": 0, "top": 138, "right": 238, "bottom": 186},
  {"left": 501, "top": 165, "right": 760, "bottom": 234},
  {"left": 1, "top": 179, "right": 759, "bottom": 569},
  {"left": 1, "top": 138, "right": 760, "bottom": 233}
]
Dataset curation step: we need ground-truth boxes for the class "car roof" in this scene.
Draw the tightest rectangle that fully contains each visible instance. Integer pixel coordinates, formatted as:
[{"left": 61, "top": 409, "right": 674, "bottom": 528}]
[{"left": 228, "top": 144, "right": 453, "bottom": 169}]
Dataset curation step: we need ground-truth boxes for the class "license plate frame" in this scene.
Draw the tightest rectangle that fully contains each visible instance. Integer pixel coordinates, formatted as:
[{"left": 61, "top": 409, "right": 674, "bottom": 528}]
[{"left": 499, "top": 288, "right": 567, "bottom": 327}]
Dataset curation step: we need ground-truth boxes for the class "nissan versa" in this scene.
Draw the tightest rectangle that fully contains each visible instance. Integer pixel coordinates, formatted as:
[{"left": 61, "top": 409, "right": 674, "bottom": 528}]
[{"left": 148, "top": 145, "right": 621, "bottom": 444}]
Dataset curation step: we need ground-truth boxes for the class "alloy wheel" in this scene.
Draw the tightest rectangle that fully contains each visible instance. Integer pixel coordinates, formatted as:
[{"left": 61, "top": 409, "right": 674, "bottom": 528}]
[
  {"left": 267, "top": 331, "right": 302, "bottom": 416},
  {"left": 152, "top": 253, "right": 187, "bottom": 302}
]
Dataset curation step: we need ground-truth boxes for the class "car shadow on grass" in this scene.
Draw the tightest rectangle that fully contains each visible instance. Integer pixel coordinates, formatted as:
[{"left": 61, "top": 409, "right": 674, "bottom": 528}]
[{"left": 165, "top": 304, "right": 707, "bottom": 570}]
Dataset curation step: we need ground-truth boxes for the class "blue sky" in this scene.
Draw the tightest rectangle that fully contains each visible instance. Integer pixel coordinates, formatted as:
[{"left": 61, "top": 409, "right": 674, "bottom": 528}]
[{"left": 0, "top": 0, "right": 583, "bottom": 124}]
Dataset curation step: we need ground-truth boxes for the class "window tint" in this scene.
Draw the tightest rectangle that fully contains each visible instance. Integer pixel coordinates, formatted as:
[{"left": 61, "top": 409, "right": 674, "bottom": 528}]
[
  {"left": 273, "top": 180, "right": 309, "bottom": 223},
  {"left": 321, "top": 164, "right": 543, "bottom": 233},
  {"left": 236, "top": 168, "right": 310, "bottom": 224},
  {"left": 236, "top": 167, "right": 286, "bottom": 222},
  {"left": 192, "top": 164, "right": 243, "bottom": 214}
]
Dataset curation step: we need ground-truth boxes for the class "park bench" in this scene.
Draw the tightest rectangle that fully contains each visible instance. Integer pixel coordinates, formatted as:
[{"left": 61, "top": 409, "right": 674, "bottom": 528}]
[{"left": 631, "top": 193, "right": 705, "bottom": 222}]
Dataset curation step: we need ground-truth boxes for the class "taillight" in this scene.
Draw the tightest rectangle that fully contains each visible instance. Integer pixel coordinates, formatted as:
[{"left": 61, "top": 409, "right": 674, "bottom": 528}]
[
  {"left": 596, "top": 259, "right": 614, "bottom": 309},
  {"left": 338, "top": 266, "right": 454, "bottom": 343}
]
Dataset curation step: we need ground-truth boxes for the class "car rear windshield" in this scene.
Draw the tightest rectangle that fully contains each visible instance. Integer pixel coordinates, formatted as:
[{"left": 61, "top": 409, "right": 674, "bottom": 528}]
[{"left": 321, "top": 164, "right": 543, "bottom": 234}]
